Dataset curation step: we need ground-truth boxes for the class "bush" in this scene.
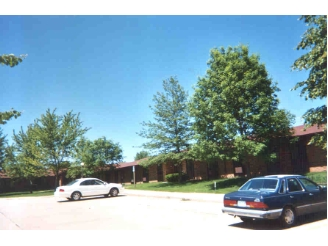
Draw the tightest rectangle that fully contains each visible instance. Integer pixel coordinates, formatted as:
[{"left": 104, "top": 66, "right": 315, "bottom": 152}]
[
  {"left": 165, "top": 172, "right": 189, "bottom": 182},
  {"left": 305, "top": 171, "right": 327, "bottom": 185}
]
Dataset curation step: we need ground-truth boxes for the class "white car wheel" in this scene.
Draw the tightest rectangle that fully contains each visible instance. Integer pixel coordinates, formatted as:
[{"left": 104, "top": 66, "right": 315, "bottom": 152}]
[
  {"left": 110, "top": 188, "right": 118, "bottom": 197},
  {"left": 71, "top": 192, "right": 81, "bottom": 201}
]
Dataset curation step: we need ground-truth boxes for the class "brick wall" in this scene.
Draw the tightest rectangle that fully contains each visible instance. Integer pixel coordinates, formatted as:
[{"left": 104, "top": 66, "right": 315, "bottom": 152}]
[
  {"left": 218, "top": 159, "right": 235, "bottom": 178},
  {"left": 193, "top": 161, "right": 208, "bottom": 180},
  {"left": 148, "top": 165, "right": 158, "bottom": 182},
  {"left": 306, "top": 136, "right": 327, "bottom": 171}
]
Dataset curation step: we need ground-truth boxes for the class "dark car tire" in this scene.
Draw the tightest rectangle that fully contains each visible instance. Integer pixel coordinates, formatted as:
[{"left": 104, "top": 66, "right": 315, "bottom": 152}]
[
  {"left": 280, "top": 206, "right": 296, "bottom": 228},
  {"left": 71, "top": 191, "right": 81, "bottom": 201},
  {"left": 110, "top": 188, "right": 118, "bottom": 197}
]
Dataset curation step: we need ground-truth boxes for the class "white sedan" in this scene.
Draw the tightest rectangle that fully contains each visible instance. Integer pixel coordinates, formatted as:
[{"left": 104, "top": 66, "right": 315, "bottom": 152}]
[{"left": 54, "top": 178, "right": 124, "bottom": 201}]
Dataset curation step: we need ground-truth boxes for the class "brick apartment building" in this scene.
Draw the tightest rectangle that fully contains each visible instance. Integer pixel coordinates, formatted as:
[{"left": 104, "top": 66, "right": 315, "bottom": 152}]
[{"left": 0, "top": 125, "right": 326, "bottom": 192}]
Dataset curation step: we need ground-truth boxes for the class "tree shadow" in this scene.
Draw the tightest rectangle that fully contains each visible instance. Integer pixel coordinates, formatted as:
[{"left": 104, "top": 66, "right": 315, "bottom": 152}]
[{"left": 207, "top": 178, "right": 248, "bottom": 190}]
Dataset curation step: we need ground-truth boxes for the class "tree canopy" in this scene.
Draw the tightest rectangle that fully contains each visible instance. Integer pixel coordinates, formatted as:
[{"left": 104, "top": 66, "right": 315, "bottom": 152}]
[
  {"left": 189, "top": 44, "right": 295, "bottom": 177},
  {"left": 66, "top": 136, "right": 123, "bottom": 179},
  {"left": 137, "top": 77, "right": 194, "bottom": 181},
  {"left": 0, "top": 128, "right": 7, "bottom": 169},
  {"left": 31, "top": 109, "right": 90, "bottom": 187},
  {"left": 0, "top": 54, "right": 26, "bottom": 67},
  {"left": 1, "top": 54, "right": 26, "bottom": 125},
  {"left": 291, "top": 15, "right": 327, "bottom": 149},
  {"left": 134, "top": 150, "right": 149, "bottom": 161},
  {"left": 3, "top": 126, "right": 46, "bottom": 192}
]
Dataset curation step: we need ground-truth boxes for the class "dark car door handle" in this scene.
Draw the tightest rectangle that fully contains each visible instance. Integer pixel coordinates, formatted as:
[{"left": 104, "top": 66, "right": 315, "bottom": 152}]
[
  {"left": 290, "top": 195, "right": 294, "bottom": 198},
  {"left": 309, "top": 193, "right": 313, "bottom": 196}
]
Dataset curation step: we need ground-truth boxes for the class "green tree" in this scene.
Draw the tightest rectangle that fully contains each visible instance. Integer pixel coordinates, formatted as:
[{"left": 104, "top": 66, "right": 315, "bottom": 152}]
[
  {"left": 66, "top": 137, "right": 123, "bottom": 180},
  {"left": 291, "top": 15, "right": 327, "bottom": 149},
  {"left": 137, "top": 77, "right": 194, "bottom": 182},
  {"left": 0, "top": 109, "right": 21, "bottom": 125},
  {"left": 0, "top": 54, "right": 26, "bottom": 67},
  {"left": 189, "top": 45, "right": 295, "bottom": 177},
  {"left": 33, "top": 109, "right": 90, "bottom": 188},
  {"left": 1, "top": 54, "right": 27, "bottom": 124},
  {"left": 4, "top": 126, "right": 46, "bottom": 193},
  {"left": 66, "top": 137, "right": 94, "bottom": 179},
  {"left": 134, "top": 150, "right": 149, "bottom": 161},
  {"left": 0, "top": 128, "right": 7, "bottom": 169}
]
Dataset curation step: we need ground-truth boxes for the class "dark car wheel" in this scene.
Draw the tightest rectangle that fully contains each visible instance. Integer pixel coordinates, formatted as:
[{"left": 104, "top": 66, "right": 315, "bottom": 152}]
[
  {"left": 280, "top": 206, "right": 296, "bottom": 228},
  {"left": 110, "top": 188, "right": 118, "bottom": 197},
  {"left": 71, "top": 191, "right": 81, "bottom": 201}
]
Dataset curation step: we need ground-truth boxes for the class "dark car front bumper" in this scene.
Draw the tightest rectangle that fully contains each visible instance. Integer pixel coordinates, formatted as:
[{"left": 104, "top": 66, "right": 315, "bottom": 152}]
[{"left": 222, "top": 207, "right": 283, "bottom": 219}]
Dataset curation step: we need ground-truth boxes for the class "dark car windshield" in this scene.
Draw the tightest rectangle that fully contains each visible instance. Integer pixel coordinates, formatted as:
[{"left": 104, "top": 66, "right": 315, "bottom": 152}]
[
  {"left": 65, "top": 180, "right": 79, "bottom": 186},
  {"left": 239, "top": 178, "right": 278, "bottom": 191}
]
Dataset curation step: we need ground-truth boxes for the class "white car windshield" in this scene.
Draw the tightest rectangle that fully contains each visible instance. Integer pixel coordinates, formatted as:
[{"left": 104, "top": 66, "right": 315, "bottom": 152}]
[{"left": 239, "top": 178, "right": 278, "bottom": 191}]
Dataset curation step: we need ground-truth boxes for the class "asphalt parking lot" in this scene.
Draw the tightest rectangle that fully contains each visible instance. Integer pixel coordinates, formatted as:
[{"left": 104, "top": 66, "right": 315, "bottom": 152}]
[{"left": 0, "top": 192, "right": 327, "bottom": 232}]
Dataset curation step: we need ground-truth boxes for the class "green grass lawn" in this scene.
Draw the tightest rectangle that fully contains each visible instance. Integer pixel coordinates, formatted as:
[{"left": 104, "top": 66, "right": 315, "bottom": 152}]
[
  {"left": 125, "top": 177, "right": 248, "bottom": 194},
  {"left": 125, "top": 171, "right": 327, "bottom": 193},
  {"left": 0, "top": 171, "right": 325, "bottom": 198},
  {"left": 0, "top": 190, "right": 54, "bottom": 198}
]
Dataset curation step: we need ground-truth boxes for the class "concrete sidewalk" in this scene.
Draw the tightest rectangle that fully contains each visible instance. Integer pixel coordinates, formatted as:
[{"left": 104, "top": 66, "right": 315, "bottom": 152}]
[{"left": 123, "top": 189, "right": 225, "bottom": 203}]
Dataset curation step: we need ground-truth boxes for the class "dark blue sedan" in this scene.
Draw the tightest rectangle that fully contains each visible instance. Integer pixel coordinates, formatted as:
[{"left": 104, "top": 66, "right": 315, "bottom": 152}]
[{"left": 222, "top": 174, "right": 327, "bottom": 227}]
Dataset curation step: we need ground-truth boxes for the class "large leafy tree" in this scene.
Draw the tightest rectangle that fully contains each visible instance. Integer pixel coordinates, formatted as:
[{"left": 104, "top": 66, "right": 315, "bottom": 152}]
[
  {"left": 134, "top": 150, "right": 149, "bottom": 161},
  {"left": 189, "top": 45, "right": 295, "bottom": 177},
  {"left": 0, "top": 54, "right": 27, "bottom": 125},
  {"left": 291, "top": 15, "right": 327, "bottom": 149},
  {"left": 66, "top": 137, "right": 123, "bottom": 179},
  {"left": 32, "top": 109, "right": 90, "bottom": 187},
  {"left": 3, "top": 126, "right": 46, "bottom": 193},
  {"left": 137, "top": 77, "right": 194, "bottom": 182}
]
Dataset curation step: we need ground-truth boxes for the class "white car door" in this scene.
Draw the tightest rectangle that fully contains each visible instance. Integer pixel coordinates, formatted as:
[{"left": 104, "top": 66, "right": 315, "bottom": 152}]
[
  {"left": 91, "top": 179, "right": 108, "bottom": 196},
  {"left": 79, "top": 180, "right": 92, "bottom": 196}
]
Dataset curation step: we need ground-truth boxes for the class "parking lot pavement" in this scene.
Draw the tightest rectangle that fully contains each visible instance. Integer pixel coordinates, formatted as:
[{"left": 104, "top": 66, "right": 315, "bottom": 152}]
[
  {"left": 0, "top": 211, "right": 21, "bottom": 230},
  {"left": 123, "top": 189, "right": 225, "bottom": 203}
]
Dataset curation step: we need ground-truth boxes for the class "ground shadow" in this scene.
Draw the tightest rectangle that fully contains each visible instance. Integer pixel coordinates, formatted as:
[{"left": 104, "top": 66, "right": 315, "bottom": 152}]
[
  {"left": 56, "top": 194, "right": 126, "bottom": 203},
  {"left": 206, "top": 178, "right": 248, "bottom": 191},
  {"left": 229, "top": 211, "right": 327, "bottom": 230}
]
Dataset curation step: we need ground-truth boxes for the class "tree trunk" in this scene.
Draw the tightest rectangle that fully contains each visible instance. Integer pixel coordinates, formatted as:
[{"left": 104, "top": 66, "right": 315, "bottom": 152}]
[
  {"left": 29, "top": 179, "right": 33, "bottom": 194},
  {"left": 55, "top": 169, "right": 59, "bottom": 189},
  {"left": 245, "top": 161, "right": 251, "bottom": 178},
  {"left": 178, "top": 164, "right": 182, "bottom": 183}
]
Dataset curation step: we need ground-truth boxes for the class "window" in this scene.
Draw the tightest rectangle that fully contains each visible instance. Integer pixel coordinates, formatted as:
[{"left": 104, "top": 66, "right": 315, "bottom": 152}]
[
  {"left": 279, "top": 180, "right": 286, "bottom": 194},
  {"left": 299, "top": 178, "right": 319, "bottom": 192},
  {"left": 94, "top": 180, "right": 104, "bottom": 185},
  {"left": 239, "top": 179, "right": 278, "bottom": 191},
  {"left": 287, "top": 178, "right": 303, "bottom": 192},
  {"left": 66, "top": 180, "right": 79, "bottom": 186},
  {"left": 80, "top": 180, "right": 92, "bottom": 186}
]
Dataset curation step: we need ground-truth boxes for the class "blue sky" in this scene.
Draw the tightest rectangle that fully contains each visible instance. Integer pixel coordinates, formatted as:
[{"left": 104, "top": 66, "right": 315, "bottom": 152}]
[{"left": 1, "top": 14, "right": 326, "bottom": 162}]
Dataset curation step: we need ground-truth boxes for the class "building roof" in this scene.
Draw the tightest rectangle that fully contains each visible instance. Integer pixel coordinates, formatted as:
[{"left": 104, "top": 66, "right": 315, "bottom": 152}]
[
  {"left": 292, "top": 124, "right": 325, "bottom": 137},
  {"left": 0, "top": 170, "right": 10, "bottom": 179},
  {"left": 116, "top": 158, "right": 146, "bottom": 169}
]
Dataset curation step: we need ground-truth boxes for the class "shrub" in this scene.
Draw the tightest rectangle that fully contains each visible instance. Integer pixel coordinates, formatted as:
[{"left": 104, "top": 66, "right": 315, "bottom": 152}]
[
  {"left": 305, "top": 171, "right": 327, "bottom": 185},
  {"left": 165, "top": 172, "right": 189, "bottom": 182}
]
